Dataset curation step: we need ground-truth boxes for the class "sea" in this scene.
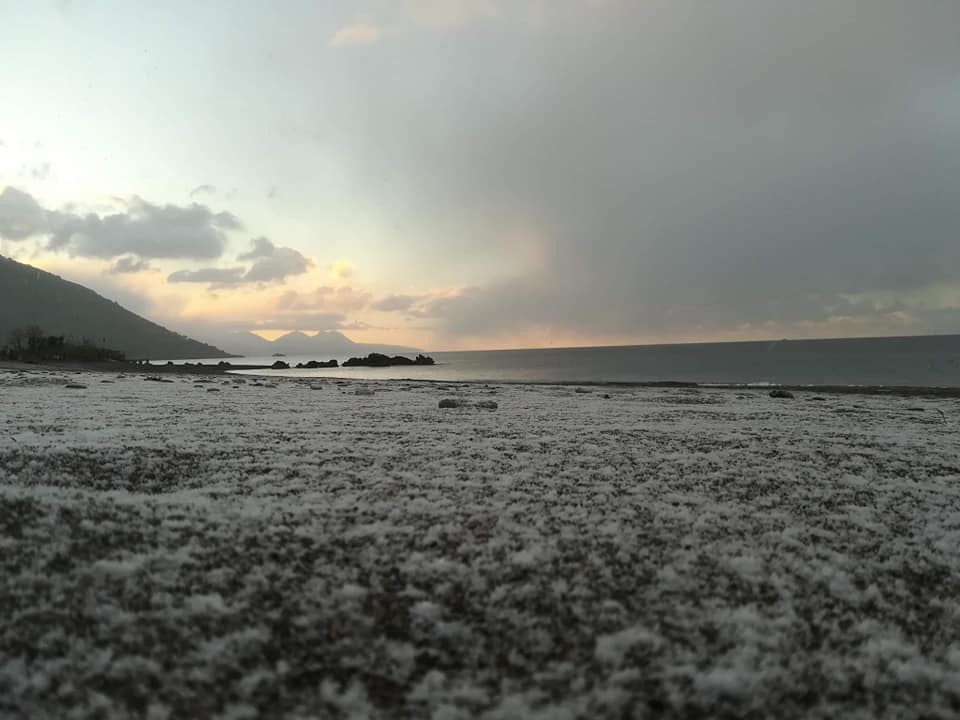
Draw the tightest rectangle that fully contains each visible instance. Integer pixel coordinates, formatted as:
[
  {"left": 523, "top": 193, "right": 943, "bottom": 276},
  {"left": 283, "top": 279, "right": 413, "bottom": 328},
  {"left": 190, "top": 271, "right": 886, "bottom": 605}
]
[{"left": 169, "top": 334, "right": 960, "bottom": 388}]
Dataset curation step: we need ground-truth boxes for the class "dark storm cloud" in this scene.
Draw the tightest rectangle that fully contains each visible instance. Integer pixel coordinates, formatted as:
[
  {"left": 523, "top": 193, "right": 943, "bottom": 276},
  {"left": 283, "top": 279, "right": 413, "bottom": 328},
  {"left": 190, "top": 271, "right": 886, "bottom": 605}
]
[{"left": 327, "top": 0, "right": 960, "bottom": 339}]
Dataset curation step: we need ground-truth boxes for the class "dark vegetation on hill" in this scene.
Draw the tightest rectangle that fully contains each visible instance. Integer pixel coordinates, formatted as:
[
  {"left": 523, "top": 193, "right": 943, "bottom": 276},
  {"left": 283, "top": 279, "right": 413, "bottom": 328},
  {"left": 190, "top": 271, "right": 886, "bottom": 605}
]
[
  {"left": 0, "top": 256, "right": 229, "bottom": 360},
  {"left": 1, "top": 325, "right": 126, "bottom": 362}
]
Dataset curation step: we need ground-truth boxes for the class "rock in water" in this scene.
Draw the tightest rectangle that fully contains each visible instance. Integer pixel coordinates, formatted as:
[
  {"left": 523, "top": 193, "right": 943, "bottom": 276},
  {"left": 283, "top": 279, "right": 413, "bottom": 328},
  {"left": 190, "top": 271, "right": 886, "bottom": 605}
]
[
  {"left": 439, "top": 398, "right": 466, "bottom": 408},
  {"left": 474, "top": 401, "right": 498, "bottom": 410},
  {"left": 769, "top": 389, "right": 795, "bottom": 399},
  {"left": 344, "top": 353, "right": 435, "bottom": 367},
  {"left": 271, "top": 360, "right": 290, "bottom": 370},
  {"left": 65, "top": 383, "right": 87, "bottom": 389}
]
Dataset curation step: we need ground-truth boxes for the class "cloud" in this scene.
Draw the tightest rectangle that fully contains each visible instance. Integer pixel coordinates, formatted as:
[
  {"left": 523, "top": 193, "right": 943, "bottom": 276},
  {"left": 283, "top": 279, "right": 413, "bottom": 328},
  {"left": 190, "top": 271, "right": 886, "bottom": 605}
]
[
  {"left": 168, "top": 267, "right": 246, "bottom": 285},
  {"left": 0, "top": 186, "right": 49, "bottom": 240},
  {"left": 276, "top": 285, "right": 372, "bottom": 314},
  {"left": 2, "top": 187, "right": 243, "bottom": 259},
  {"left": 324, "top": 1, "right": 960, "bottom": 343},
  {"left": 108, "top": 256, "right": 152, "bottom": 275},
  {"left": 30, "top": 161, "right": 51, "bottom": 180},
  {"left": 168, "top": 238, "right": 313, "bottom": 286},
  {"left": 49, "top": 196, "right": 242, "bottom": 259},
  {"left": 338, "top": 320, "right": 377, "bottom": 331},
  {"left": 238, "top": 237, "right": 312, "bottom": 283},
  {"left": 270, "top": 313, "right": 348, "bottom": 331},
  {"left": 371, "top": 294, "right": 419, "bottom": 312},
  {"left": 237, "top": 236, "right": 275, "bottom": 261},
  {"left": 243, "top": 247, "right": 312, "bottom": 283},
  {"left": 189, "top": 184, "right": 216, "bottom": 199},
  {"left": 330, "top": 23, "right": 383, "bottom": 47}
]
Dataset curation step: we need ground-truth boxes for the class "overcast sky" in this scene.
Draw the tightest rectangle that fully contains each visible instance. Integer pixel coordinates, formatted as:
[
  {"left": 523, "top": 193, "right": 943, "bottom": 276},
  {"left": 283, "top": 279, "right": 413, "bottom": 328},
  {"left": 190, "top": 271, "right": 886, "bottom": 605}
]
[{"left": 2, "top": 0, "right": 959, "bottom": 350}]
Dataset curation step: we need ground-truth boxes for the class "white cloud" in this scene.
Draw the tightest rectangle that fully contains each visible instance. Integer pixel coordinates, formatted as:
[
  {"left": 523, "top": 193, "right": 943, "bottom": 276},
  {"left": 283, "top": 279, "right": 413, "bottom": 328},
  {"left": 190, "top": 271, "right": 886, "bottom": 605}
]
[{"left": 330, "top": 23, "right": 383, "bottom": 47}]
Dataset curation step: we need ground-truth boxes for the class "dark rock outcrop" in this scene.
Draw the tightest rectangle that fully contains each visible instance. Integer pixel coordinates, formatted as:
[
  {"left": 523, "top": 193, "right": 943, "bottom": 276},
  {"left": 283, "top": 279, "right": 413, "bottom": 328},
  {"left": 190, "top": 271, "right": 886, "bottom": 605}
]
[
  {"left": 769, "top": 389, "right": 795, "bottom": 399},
  {"left": 295, "top": 359, "right": 339, "bottom": 369},
  {"left": 343, "top": 353, "right": 435, "bottom": 368},
  {"left": 271, "top": 360, "right": 290, "bottom": 370},
  {"left": 439, "top": 398, "right": 498, "bottom": 410}
]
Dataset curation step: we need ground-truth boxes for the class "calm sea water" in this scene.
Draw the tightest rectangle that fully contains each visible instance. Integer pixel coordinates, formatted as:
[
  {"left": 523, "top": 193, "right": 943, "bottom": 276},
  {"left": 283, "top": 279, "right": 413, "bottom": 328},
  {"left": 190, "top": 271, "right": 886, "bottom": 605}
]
[{"left": 172, "top": 334, "right": 960, "bottom": 387}]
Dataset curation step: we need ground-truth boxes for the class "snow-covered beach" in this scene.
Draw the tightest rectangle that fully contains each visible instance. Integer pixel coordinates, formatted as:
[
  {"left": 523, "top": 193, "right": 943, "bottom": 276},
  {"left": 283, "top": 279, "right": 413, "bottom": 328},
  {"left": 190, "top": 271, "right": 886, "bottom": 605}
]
[{"left": 1, "top": 368, "right": 959, "bottom": 718}]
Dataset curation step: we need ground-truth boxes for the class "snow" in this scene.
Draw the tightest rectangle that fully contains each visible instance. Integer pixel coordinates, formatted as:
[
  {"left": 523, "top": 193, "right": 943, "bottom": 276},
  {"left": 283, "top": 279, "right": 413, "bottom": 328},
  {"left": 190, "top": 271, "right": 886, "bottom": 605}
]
[{"left": 1, "top": 368, "right": 960, "bottom": 717}]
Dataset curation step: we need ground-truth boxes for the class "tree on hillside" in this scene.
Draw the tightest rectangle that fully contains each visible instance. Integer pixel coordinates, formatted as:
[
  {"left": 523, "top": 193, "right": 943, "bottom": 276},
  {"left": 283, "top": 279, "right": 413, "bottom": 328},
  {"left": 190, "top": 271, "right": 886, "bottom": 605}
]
[
  {"left": 24, "top": 325, "right": 43, "bottom": 348},
  {"left": 7, "top": 327, "right": 26, "bottom": 354},
  {"left": 1, "top": 325, "right": 125, "bottom": 362}
]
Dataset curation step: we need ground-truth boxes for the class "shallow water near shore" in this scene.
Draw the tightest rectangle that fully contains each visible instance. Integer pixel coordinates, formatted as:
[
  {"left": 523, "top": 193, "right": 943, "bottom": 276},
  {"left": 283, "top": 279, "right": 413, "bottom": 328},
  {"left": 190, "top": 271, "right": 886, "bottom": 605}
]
[{"left": 173, "top": 333, "right": 960, "bottom": 387}]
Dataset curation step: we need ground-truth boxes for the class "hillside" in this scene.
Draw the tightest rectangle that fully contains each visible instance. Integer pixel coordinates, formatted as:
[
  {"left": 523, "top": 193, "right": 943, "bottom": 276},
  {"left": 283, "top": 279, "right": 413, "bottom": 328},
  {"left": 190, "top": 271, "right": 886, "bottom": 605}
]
[{"left": 0, "top": 256, "right": 229, "bottom": 360}]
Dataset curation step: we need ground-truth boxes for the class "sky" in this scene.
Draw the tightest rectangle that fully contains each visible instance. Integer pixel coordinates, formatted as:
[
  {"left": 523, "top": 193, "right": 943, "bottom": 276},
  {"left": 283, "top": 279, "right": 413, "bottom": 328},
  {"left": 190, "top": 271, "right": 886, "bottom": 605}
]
[{"left": 2, "top": 0, "right": 960, "bottom": 351}]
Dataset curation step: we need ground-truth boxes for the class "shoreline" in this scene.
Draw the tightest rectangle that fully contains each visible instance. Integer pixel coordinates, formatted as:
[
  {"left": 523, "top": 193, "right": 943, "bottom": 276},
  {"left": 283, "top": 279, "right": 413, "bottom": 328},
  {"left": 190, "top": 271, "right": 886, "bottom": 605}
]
[
  {"left": 0, "top": 359, "right": 269, "bottom": 378},
  {"left": 2, "top": 359, "right": 960, "bottom": 398}
]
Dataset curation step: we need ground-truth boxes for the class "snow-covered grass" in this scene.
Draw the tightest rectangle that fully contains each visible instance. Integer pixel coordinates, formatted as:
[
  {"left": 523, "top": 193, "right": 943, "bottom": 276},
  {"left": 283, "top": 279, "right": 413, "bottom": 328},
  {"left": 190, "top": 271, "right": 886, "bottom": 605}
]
[{"left": 1, "top": 369, "right": 959, "bottom": 718}]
